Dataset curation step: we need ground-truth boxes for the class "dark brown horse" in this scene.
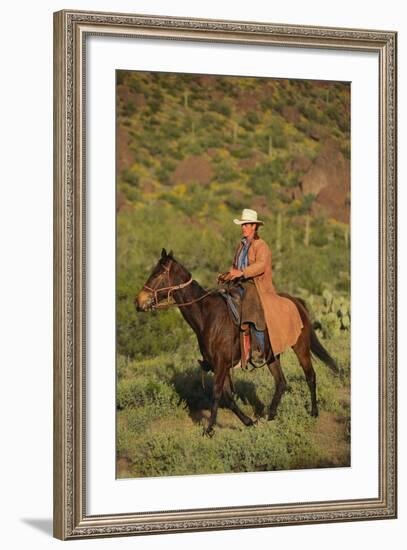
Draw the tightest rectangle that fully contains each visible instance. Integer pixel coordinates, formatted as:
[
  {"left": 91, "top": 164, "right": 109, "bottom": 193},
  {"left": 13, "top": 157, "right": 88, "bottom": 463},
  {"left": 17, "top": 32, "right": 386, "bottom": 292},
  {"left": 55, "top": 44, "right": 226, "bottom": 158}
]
[{"left": 135, "top": 249, "right": 338, "bottom": 435}]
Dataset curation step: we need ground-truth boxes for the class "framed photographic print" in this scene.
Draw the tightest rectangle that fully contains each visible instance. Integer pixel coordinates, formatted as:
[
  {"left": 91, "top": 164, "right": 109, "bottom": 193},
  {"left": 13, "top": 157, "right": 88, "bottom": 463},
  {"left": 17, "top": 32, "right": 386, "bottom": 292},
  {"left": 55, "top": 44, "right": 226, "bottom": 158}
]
[{"left": 53, "top": 9, "right": 397, "bottom": 540}]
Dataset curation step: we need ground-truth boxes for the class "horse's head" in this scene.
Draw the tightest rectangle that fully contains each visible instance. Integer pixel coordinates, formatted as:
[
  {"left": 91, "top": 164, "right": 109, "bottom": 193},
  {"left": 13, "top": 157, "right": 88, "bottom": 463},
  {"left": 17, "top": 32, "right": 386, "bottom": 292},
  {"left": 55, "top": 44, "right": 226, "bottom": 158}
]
[
  {"left": 135, "top": 248, "right": 191, "bottom": 312},
  {"left": 134, "top": 248, "right": 173, "bottom": 312}
]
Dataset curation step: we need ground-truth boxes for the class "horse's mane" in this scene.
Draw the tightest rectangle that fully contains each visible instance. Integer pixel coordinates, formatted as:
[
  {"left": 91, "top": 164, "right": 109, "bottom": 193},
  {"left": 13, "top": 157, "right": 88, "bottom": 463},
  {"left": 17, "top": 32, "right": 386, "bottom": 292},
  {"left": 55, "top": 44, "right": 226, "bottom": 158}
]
[{"left": 168, "top": 255, "right": 208, "bottom": 296}]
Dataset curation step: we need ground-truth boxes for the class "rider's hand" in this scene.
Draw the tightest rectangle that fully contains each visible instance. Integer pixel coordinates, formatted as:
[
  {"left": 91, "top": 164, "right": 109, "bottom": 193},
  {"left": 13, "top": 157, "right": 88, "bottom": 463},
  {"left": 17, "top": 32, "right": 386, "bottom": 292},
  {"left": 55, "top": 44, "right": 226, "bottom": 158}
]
[
  {"left": 229, "top": 268, "right": 243, "bottom": 280},
  {"left": 217, "top": 272, "right": 231, "bottom": 284}
]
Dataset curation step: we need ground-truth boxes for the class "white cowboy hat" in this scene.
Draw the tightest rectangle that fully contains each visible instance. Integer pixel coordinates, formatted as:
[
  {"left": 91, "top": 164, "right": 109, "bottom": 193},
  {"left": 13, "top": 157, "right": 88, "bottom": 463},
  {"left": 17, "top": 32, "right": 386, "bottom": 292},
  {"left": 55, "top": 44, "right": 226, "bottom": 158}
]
[{"left": 233, "top": 208, "right": 264, "bottom": 225}]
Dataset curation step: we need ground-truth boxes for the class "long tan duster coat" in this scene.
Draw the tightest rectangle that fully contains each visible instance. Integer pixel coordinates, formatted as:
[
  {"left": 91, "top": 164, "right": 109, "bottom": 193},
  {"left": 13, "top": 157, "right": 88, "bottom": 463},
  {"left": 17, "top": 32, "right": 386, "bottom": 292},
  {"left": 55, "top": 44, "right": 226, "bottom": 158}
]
[{"left": 232, "top": 237, "right": 303, "bottom": 356}]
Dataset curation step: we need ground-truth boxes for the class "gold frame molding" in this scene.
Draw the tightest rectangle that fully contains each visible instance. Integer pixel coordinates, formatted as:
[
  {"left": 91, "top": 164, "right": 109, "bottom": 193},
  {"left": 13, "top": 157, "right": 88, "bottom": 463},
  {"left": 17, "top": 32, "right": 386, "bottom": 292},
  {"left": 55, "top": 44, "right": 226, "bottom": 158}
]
[{"left": 53, "top": 9, "right": 397, "bottom": 540}]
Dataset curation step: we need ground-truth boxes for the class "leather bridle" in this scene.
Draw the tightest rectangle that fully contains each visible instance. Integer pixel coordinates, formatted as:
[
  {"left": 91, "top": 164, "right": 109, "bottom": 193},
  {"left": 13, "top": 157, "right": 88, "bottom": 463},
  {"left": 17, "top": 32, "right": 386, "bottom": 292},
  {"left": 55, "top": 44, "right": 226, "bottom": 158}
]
[
  {"left": 142, "top": 260, "right": 221, "bottom": 310},
  {"left": 142, "top": 260, "right": 193, "bottom": 309}
]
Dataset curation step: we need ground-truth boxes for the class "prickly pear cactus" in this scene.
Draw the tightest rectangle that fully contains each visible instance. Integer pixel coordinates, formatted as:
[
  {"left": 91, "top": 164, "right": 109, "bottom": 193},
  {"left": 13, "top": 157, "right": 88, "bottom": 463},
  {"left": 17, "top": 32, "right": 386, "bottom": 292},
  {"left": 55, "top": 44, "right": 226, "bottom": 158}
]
[
  {"left": 337, "top": 296, "right": 351, "bottom": 330},
  {"left": 298, "top": 288, "right": 350, "bottom": 339}
]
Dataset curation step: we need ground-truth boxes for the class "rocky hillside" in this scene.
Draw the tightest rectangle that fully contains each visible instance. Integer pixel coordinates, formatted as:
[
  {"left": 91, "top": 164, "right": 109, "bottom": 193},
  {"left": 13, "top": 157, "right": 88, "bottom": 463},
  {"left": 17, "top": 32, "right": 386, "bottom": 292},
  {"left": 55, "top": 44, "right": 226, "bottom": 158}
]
[{"left": 116, "top": 71, "right": 350, "bottom": 225}]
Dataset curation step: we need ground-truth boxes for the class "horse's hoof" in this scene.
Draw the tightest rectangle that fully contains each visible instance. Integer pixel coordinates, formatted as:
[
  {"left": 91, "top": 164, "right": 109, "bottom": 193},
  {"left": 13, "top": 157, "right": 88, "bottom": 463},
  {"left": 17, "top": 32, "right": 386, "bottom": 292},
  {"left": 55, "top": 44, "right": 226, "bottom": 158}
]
[
  {"left": 245, "top": 418, "right": 257, "bottom": 427},
  {"left": 311, "top": 409, "right": 319, "bottom": 418},
  {"left": 268, "top": 411, "right": 277, "bottom": 421},
  {"left": 203, "top": 426, "right": 215, "bottom": 438}
]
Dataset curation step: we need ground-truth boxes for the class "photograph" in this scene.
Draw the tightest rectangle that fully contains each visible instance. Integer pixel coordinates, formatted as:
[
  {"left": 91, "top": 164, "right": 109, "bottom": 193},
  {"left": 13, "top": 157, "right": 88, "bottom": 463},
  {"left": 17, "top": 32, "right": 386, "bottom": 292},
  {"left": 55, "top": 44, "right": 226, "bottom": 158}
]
[{"left": 116, "top": 71, "right": 351, "bottom": 478}]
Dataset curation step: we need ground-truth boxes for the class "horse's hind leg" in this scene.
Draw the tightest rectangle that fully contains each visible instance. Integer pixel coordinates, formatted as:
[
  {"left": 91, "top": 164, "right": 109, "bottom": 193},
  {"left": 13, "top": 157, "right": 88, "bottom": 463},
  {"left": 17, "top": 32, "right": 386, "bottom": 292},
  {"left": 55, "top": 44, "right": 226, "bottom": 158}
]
[
  {"left": 267, "top": 357, "right": 287, "bottom": 420},
  {"left": 293, "top": 339, "right": 318, "bottom": 417},
  {"left": 223, "top": 372, "right": 255, "bottom": 427}
]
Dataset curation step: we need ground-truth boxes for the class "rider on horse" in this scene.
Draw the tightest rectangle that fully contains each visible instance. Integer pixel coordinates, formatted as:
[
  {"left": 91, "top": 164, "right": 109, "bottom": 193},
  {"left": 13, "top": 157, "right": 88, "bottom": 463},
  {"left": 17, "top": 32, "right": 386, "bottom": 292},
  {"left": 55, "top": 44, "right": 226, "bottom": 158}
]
[{"left": 219, "top": 208, "right": 303, "bottom": 368}]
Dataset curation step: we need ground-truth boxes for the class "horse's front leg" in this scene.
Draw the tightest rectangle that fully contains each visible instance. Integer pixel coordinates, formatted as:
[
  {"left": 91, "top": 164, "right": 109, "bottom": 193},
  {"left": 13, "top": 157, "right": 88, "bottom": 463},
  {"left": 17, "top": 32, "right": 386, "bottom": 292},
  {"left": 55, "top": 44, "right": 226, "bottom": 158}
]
[
  {"left": 223, "top": 372, "right": 255, "bottom": 427},
  {"left": 205, "top": 368, "right": 227, "bottom": 436}
]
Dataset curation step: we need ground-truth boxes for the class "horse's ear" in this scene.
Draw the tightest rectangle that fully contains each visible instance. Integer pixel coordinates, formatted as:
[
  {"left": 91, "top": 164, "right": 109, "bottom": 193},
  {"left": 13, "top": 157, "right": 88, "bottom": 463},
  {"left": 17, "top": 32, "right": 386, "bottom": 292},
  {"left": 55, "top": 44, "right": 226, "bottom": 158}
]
[
  {"left": 168, "top": 249, "right": 173, "bottom": 258},
  {"left": 161, "top": 248, "right": 167, "bottom": 259}
]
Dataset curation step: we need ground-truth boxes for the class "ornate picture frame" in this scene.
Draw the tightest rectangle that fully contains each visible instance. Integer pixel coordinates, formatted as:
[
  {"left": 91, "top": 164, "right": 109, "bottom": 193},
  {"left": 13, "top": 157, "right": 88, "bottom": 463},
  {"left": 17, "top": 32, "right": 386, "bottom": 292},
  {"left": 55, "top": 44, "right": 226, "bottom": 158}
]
[{"left": 53, "top": 9, "right": 397, "bottom": 540}]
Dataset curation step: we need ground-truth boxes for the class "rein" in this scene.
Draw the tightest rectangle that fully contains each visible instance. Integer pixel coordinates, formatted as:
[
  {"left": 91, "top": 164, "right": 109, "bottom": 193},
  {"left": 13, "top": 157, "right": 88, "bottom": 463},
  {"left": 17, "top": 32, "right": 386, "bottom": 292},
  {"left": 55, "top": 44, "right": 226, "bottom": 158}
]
[{"left": 143, "top": 261, "right": 219, "bottom": 309}]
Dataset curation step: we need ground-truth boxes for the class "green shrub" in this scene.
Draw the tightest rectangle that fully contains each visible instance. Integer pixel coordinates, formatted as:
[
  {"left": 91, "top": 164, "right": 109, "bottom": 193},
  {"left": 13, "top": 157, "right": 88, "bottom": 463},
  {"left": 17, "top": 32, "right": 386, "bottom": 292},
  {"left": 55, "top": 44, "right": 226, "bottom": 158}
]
[
  {"left": 214, "top": 159, "right": 238, "bottom": 183},
  {"left": 117, "top": 376, "right": 181, "bottom": 411},
  {"left": 210, "top": 100, "right": 231, "bottom": 117}
]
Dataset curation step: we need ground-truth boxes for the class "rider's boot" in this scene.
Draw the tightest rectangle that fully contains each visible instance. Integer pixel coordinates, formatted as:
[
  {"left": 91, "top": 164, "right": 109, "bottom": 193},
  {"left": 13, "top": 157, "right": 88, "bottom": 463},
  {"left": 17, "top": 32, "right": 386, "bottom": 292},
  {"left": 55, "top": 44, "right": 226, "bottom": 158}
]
[{"left": 250, "top": 326, "right": 266, "bottom": 368}]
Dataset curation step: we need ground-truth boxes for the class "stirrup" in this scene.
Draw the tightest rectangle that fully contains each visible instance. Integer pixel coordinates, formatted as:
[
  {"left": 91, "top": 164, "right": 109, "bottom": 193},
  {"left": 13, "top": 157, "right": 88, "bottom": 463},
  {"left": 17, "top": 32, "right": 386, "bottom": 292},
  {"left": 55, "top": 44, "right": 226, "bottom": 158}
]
[{"left": 249, "top": 350, "right": 267, "bottom": 368}]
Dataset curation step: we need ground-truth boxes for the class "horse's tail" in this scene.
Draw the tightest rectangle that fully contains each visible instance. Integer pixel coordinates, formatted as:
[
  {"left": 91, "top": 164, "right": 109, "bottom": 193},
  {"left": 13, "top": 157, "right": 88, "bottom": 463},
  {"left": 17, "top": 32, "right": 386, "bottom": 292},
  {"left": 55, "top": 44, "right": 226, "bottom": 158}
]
[
  {"left": 291, "top": 295, "right": 339, "bottom": 374},
  {"left": 309, "top": 325, "right": 339, "bottom": 373}
]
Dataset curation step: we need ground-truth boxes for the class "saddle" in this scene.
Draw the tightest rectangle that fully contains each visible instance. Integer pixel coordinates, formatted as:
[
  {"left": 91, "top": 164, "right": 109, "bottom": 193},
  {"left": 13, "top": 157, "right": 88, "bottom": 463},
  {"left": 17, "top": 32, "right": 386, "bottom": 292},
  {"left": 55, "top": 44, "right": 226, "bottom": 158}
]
[{"left": 218, "top": 285, "right": 242, "bottom": 326}]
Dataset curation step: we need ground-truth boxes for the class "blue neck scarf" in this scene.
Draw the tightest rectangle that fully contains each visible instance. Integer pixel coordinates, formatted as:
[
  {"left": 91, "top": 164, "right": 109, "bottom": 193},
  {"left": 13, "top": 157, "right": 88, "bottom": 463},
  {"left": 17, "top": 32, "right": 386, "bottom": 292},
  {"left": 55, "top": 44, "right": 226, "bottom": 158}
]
[{"left": 237, "top": 237, "right": 252, "bottom": 271}]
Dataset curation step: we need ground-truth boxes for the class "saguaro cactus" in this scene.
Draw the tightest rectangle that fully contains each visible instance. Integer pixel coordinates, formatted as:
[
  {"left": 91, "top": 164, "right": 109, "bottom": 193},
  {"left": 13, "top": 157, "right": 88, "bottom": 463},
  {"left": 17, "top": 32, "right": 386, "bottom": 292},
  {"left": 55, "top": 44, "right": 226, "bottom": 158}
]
[
  {"left": 276, "top": 211, "right": 282, "bottom": 253},
  {"left": 304, "top": 215, "right": 311, "bottom": 247},
  {"left": 184, "top": 89, "right": 190, "bottom": 110}
]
